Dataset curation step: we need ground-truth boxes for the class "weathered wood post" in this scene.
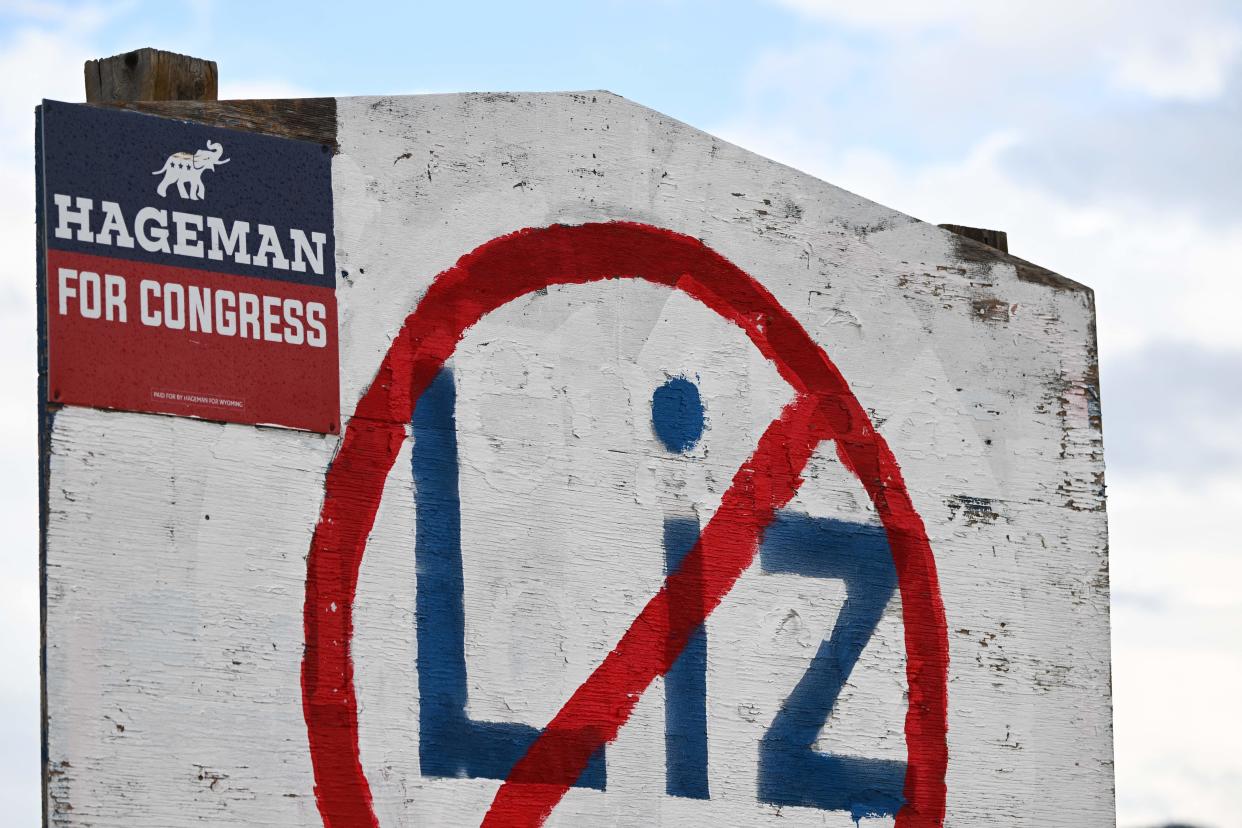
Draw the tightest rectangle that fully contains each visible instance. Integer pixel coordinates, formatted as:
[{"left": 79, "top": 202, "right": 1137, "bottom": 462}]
[{"left": 84, "top": 47, "right": 217, "bottom": 104}]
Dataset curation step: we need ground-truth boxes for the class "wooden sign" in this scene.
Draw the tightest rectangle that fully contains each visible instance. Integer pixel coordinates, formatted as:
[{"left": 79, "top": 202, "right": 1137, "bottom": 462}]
[{"left": 40, "top": 92, "right": 1112, "bottom": 827}]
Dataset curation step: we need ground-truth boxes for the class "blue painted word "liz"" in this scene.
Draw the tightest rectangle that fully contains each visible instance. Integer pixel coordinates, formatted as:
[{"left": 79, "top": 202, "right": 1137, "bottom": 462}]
[{"left": 412, "top": 369, "right": 905, "bottom": 819}]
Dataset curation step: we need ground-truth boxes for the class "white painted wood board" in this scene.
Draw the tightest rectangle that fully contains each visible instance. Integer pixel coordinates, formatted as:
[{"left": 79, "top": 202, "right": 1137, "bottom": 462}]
[{"left": 42, "top": 92, "right": 1111, "bottom": 827}]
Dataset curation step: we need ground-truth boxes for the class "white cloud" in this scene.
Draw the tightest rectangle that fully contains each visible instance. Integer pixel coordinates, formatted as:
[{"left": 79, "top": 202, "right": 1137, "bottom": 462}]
[
  {"left": 1109, "top": 475, "right": 1242, "bottom": 826},
  {"left": 1112, "top": 25, "right": 1242, "bottom": 101},
  {"left": 772, "top": 0, "right": 1242, "bottom": 103}
]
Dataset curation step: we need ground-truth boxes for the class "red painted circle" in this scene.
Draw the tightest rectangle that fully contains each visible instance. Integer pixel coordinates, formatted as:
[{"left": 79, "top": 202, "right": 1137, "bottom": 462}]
[{"left": 302, "top": 222, "right": 948, "bottom": 828}]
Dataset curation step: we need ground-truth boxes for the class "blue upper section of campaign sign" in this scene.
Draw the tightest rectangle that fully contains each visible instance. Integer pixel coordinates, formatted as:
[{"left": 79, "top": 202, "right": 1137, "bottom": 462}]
[{"left": 40, "top": 100, "right": 335, "bottom": 288}]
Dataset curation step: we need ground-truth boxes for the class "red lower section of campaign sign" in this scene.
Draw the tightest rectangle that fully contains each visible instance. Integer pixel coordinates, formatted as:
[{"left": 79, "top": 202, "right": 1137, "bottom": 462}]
[{"left": 45, "top": 249, "right": 339, "bottom": 433}]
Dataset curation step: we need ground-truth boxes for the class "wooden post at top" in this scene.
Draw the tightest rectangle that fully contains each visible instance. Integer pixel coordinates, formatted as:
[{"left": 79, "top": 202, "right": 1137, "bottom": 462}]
[
  {"left": 939, "top": 224, "right": 1009, "bottom": 254},
  {"left": 84, "top": 48, "right": 217, "bottom": 103}
]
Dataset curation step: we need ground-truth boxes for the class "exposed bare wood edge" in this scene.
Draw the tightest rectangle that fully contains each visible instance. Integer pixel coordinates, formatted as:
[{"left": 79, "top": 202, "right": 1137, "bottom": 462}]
[
  {"left": 92, "top": 98, "right": 338, "bottom": 151},
  {"left": 938, "top": 219, "right": 1107, "bottom": 444},
  {"left": 35, "top": 104, "right": 50, "bottom": 828},
  {"left": 939, "top": 223, "right": 1008, "bottom": 253},
  {"left": 1084, "top": 312, "right": 1103, "bottom": 434},
  {"left": 941, "top": 225, "right": 1091, "bottom": 295},
  {"left": 85, "top": 48, "right": 217, "bottom": 104},
  {"left": 941, "top": 216, "right": 1103, "bottom": 464}
]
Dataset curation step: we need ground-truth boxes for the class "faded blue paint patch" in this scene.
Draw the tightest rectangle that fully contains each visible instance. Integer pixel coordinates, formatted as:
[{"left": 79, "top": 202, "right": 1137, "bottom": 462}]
[
  {"left": 412, "top": 366, "right": 606, "bottom": 789},
  {"left": 652, "top": 376, "right": 706, "bottom": 453}
]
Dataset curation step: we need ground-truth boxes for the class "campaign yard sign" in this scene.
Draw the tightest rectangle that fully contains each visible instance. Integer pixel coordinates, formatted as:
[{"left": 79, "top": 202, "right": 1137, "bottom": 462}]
[
  {"left": 38, "top": 100, "right": 338, "bottom": 433},
  {"left": 39, "top": 93, "right": 1113, "bottom": 828}
]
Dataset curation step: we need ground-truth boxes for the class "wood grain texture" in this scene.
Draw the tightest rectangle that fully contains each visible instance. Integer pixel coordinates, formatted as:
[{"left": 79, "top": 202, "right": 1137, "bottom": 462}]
[
  {"left": 84, "top": 48, "right": 218, "bottom": 103},
  {"left": 42, "top": 92, "right": 1112, "bottom": 827},
  {"left": 938, "top": 224, "right": 1009, "bottom": 254},
  {"left": 97, "top": 98, "right": 338, "bottom": 150}
]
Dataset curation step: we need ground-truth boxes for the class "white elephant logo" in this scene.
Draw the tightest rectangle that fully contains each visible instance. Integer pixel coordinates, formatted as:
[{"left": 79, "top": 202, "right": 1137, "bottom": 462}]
[{"left": 152, "top": 140, "right": 230, "bottom": 200}]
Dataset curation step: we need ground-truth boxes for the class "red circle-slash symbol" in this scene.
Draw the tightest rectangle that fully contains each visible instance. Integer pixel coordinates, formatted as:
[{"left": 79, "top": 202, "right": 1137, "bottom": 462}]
[{"left": 302, "top": 222, "right": 949, "bottom": 827}]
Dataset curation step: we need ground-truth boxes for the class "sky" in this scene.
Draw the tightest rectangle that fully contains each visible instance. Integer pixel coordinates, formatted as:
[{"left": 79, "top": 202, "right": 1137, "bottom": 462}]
[{"left": 2, "top": 1, "right": 1240, "bottom": 826}]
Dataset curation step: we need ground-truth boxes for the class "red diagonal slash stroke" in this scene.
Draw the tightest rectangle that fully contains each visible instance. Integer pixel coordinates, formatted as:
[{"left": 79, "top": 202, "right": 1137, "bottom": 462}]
[{"left": 302, "top": 222, "right": 949, "bottom": 828}]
